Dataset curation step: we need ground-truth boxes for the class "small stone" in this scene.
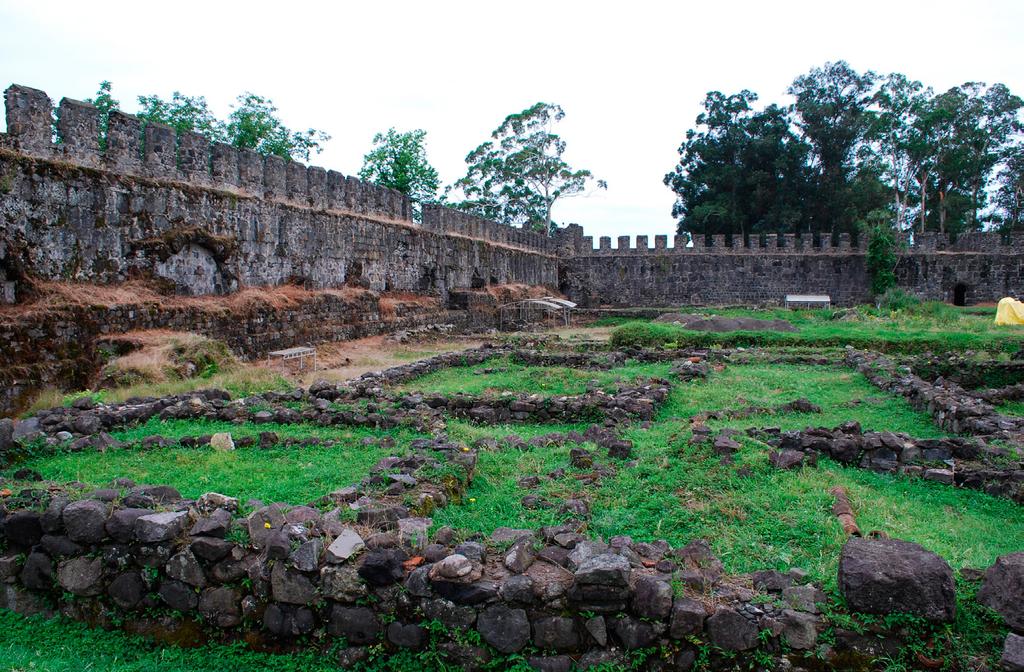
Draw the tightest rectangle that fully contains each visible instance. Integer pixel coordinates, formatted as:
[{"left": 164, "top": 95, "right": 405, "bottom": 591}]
[
  {"left": 209, "top": 433, "right": 235, "bottom": 451},
  {"left": 431, "top": 553, "right": 473, "bottom": 579},
  {"left": 782, "top": 583, "right": 825, "bottom": 613},
  {"left": 196, "top": 493, "right": 239, "bottom": 513},
  {"left": 397, "top": 517, "right": 431, "bottom": 552},
  {"left": 136, "top": 510, "right": 190, "bottom": 543},
  {"left": 504, "top": 541, "right": 536, "bottom": 574},
  {"left": 326, "top": 528, "right": 365, "bottom": 563},
  {"left": 585, "top": 615, "right": 607, "bottom": 647},
  {"left": 923, "top": 468, "right": 954, "bottom": 484},
  {"left": 198, "top": 587, "right": 242, "bottom": 627}
]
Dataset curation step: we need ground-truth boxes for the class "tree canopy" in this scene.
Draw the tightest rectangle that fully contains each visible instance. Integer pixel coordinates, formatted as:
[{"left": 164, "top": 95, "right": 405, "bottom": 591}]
[
  {"left": 665, "top": 61, "right": 1023, "bottom": 238},
  {"left": 450, "top": 102, "right": 606, "bottom": 235},
  {"left": 86, "top": 82, "right": 330, "bottom": 161},
  {"left": 358, "top": 128, "right": 440, "bottom": 220}
]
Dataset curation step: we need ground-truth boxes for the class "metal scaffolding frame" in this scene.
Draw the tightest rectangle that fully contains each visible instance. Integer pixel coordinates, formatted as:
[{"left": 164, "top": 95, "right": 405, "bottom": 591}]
[{"left": 498, "top": 297, "right": 577, "bottom": 331}]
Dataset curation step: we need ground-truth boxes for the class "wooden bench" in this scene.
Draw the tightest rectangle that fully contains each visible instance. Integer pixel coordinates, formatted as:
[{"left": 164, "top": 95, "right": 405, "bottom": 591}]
[
  {"left": 267, "top": 346, "right": 317, "bottom": 371},
  {"left": 785, "top": 294, "right": 831, "bottom": 309}
]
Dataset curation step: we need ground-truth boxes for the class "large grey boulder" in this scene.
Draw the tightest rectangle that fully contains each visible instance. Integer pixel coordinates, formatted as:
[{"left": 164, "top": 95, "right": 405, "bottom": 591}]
[
  {"left": 838, "top": 537, "right": 955, "bottom": 622},
  {"left": 977, "top": 552, "right": 1024, "bottom": 632}
]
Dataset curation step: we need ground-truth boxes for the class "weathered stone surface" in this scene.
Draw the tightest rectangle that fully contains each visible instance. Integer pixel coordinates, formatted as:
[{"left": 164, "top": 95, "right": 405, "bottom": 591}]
[
  {"left": 387, "top": 622, "right": 427, "bottom": 649},
  {"left": 780, "top": 609, "right": 819, "bottom": 650},
  {"left": 613, "top": 615, "right": 661, "bottom": 649},
  {"left": 62, "top": 499, "right": 108, "bottom": 544},
  {"left": 290, "top": 539, "right": 322, "bottom": 573},
  {"left": 199, "top": 587, "right": 242, "bottom": 627},
  {"left": 782, "top": 583, "right": 826, "bottom": 614},
  {"left": 504, "top": 541, "right": 536, "bottom": 574},
  {"left": 326, "top": 528, "right": 365, "bottom": 563},
  {"left": 632, "top": 575, "right": 672, "bottom": 619},
  {"left": 263, "top": 603, "right": 315, "bottom": 637},
  {"left": 166, "top": 550, "right": 207, "bottom": 588},
  {"left": 159, "top": 580, "right": 199, "bottom": 611},
  {"left": 838, "top": 537, "right": 956, "bottom": 622},
  {"left": 107, "top": 571, "right": 146, "bottom": 609},
  {"left": 190, "top": 536, "right": 234, "bottom": 563},
  {"left": 358, "top": 550, "right": 406, "bottom": 587},
  {"left": 431, "top": 554, "right": 474, "bottom": 580},
  {"left": 978, "top": 552, "right": 1024, "bottom": 631},
  {"left": 4, "top": 511, "right": 43, "bottom": 549},
  {"left": 209, "top": 433, "right": 235, "bottom": 451},
  {"left": 105, "top": 508, "right": 150, "bottom": 542},
  {"left": 271, "top": 563, "right": 316, "bottom": 605},
  {"left": 135, "top": 511, "right": 190, "bottom": 543},
  {"left": 574, "top": 553, "right": 630, "bottom": 585},
  {"left": 477, "top": 604, "right": 530, "bottom": 653},
  {"left": 320, "top": 565, "right": 367, "bottom": 602},
  {"left": 328, "top": 605, "right": 381, "bottom": 644},
  {"left": 20, "top": 552, "right": 52, "bottom": 591},
  {"left": 1003, "top": 633, "right": 1024, "bottom": 672},
  {"left": 706, "top": 607, "right": 758, "bottom": 651},
  {"left": 532, "top": 616, "right": 579, "bottom": 653},
  {"left": 57, "top": 556, "right": 103, "bottom": 596},
  {"left": 670, "top": 597, "right": 706, "bottom": 638}
]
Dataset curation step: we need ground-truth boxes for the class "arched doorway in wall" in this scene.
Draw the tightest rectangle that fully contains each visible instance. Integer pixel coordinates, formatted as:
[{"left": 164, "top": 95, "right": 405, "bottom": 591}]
[{"left": 953, "top": 283, "right": 968, "bottom": 306}]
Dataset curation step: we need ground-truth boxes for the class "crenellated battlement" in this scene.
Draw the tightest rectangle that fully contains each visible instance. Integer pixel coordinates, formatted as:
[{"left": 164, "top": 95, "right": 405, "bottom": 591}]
[
  {"left": 421, "top": 204, "right": 556, "bottom": 254},
  {"left": 574, "top": 231, "right": 1024, "bottom": 256},
  {"left": 3, "top": 84, "right": 412, "bottom": 222},
  {"left": 2, "top": 82, "right": 1021, "bottom": 312}
]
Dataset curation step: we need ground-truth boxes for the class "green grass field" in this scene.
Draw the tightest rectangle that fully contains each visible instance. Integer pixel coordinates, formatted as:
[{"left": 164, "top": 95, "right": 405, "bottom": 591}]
[
  {"left": 397, "top": 357, "right": 671, "bottom": 396},
  {"left": 3, "top": 312, "right": 1023, "bottom": 671},
  {"left": 608, "top": 304, "right": 1024, "bottom": 353}
]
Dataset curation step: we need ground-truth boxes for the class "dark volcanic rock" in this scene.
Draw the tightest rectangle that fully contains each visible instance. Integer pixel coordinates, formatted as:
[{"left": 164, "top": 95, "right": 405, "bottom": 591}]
[
  {"left": 477, "top": 604, "right": 530, "bottom": 654},
  {"left": 706, "top": 606, "right": 758, "bottom": 651},
  {"left": 61, "top": 499, "right": 108, "bottom": 544},
  {"left": 977, "top": 552, "right": 1024, "bottom": 631},
  {"left": 838, "top": 537, "right": 955, "bottom": 622}
]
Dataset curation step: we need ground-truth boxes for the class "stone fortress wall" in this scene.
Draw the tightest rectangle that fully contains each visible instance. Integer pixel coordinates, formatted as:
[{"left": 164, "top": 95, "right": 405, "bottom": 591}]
[
  {"left": 0, "top": 81, "right": 1021, "bottom": 313},
  {"left": 557, "top": 227, "right": 1024, "bottom": 307},
  {"left": 0, "top": 85, "right": 559, "bottom": 304}
]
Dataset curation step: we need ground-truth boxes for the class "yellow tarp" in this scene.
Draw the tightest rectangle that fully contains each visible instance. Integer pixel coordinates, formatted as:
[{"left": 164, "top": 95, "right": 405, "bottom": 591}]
[{"left": 995, "top": 297, "right": 1024, "bottom": 325}]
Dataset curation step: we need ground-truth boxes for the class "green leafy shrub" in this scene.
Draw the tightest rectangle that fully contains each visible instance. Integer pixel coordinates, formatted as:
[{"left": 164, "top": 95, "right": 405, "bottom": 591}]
[
  {"left": 608, "top": 321, "right": 682, "bottom": 348},
  {"left": 877, "top": 288, "right": 920, "bottom": 312}
]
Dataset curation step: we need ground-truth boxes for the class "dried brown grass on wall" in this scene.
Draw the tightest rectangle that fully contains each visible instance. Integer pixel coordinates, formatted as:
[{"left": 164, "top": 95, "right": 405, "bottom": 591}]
[
  {"left": 379, "top": 292, "right": 440, "bottom": 319},
  {"left": 0, "top": 280, "right": 377, "bottom": 320},
  {"left": 483, "top": 283, "right": 562, "bottom": 303}
]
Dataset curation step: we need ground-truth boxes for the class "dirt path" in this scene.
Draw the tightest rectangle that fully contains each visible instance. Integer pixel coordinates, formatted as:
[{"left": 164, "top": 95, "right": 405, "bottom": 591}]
[{"left": 271, "top": 335, "right": 488, "bottom": 386}]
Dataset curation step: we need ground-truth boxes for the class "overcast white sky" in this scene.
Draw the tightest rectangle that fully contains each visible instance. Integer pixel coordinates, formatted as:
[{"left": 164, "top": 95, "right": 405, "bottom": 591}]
[{"left": 2, "top": 0, "right": 1022, "bottom": 241}]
